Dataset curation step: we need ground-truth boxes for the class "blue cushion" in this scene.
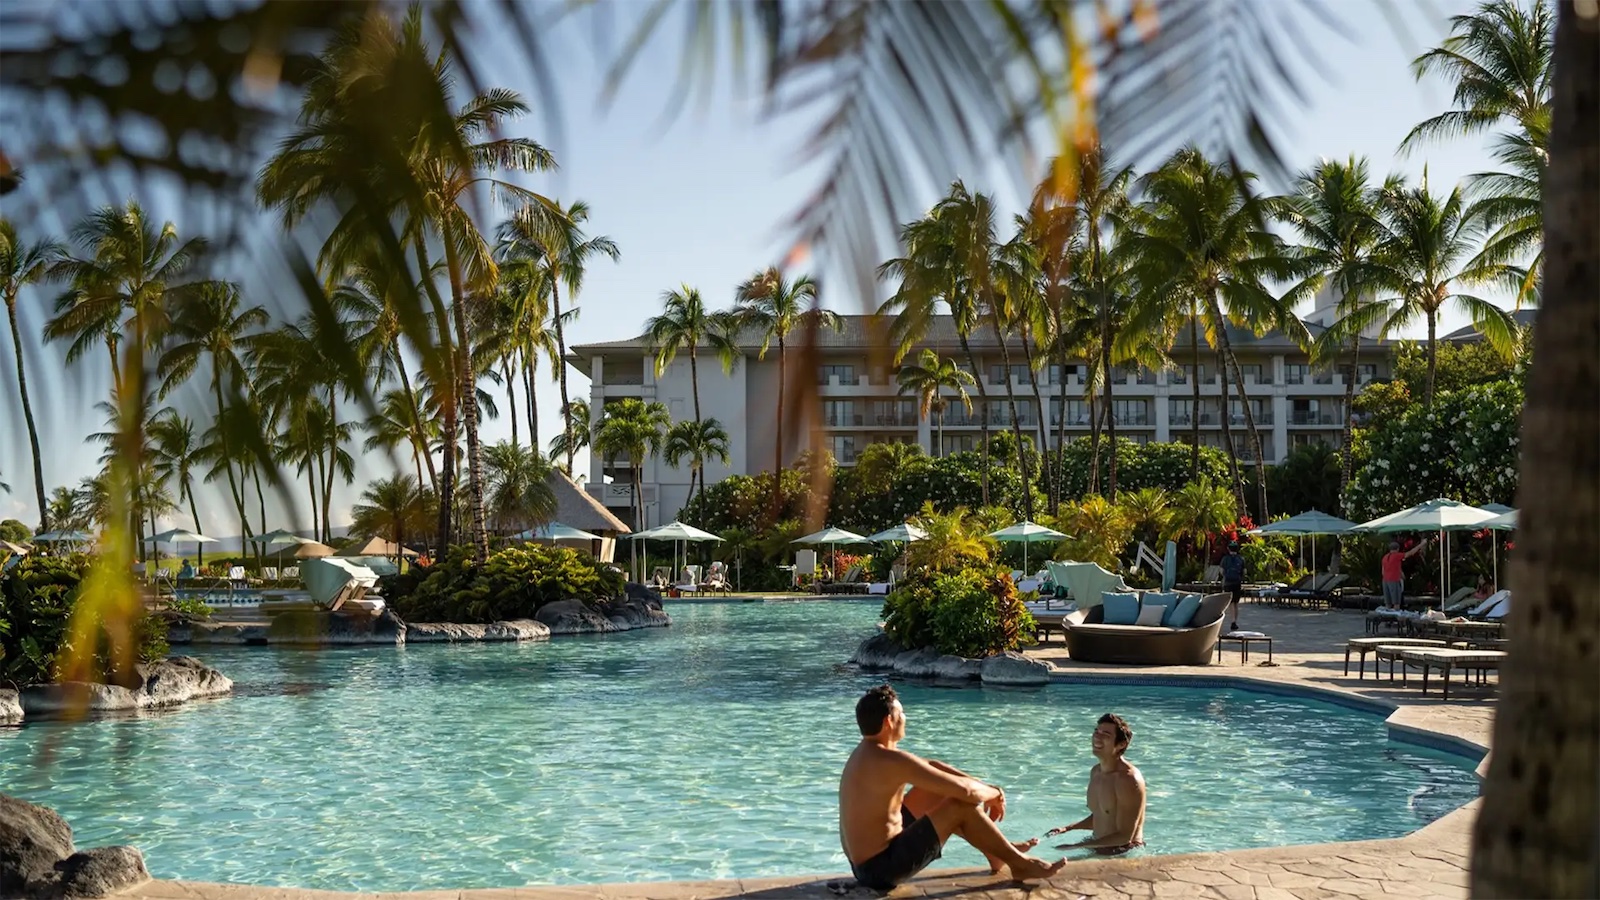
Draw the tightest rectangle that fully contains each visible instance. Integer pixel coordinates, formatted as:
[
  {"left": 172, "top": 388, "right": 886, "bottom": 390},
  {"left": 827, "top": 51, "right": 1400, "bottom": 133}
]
[
  {"left": 1101, "top": 592, "right": 1141, "bottom": 625},
  {"left": 1166, "top": 594, "right": 1202, "bottom": 629},
  {"left": 1141, "top": 591, "right": 1180, "bottom": 624}
]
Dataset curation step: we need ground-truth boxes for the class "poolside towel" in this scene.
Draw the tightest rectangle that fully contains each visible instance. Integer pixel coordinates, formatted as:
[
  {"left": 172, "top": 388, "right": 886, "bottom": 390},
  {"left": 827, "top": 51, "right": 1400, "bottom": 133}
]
[{"left": 1224, "top": 630, "right": 1269, "bottom": 639}]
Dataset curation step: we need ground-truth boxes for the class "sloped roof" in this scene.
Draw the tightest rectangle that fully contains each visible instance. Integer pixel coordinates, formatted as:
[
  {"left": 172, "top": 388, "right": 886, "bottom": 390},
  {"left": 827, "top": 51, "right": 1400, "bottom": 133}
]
[
  {"left": 1442, "top": 309, "right": 1537, "bottom": 342},
  {"left": 548, "top": 469, "right": 630, "bottom": 535}
]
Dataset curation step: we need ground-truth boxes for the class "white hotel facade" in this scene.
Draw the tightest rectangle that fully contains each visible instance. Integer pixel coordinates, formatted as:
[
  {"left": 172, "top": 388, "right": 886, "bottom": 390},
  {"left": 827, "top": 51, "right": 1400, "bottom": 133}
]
[{"left": 567, "top": 296, "right": 1402, "bottom": 530}]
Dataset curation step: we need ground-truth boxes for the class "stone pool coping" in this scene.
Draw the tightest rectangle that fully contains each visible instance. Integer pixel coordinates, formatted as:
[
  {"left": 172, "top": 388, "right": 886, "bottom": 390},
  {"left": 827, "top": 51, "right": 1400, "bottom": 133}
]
[{"left": 118, "top": 607, "right": 1492, "bottom": 900}]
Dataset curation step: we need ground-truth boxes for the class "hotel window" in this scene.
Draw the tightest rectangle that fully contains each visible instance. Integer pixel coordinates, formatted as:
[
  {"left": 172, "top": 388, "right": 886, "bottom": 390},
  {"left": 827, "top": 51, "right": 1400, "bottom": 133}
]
[
  {"left": 818, "top": 364, "right": 856, "bottom": 385},
  {"left": 1049, "top": 364, "right": 1081, "bottom": 385},
  {"left": 1058, "top": 399, "right": 1091, "bottom": 426},
  {"left": 822, "top": 400, "right": 857, "bottom": 427},
  {"left": 829, "top": 435, "right": 858, "bottom": 464},
  {"left": 1238, "top": 364, "right": 1263, "bottom": 384},
  {"left": 942, "top": 434, "right": 977, "bottom": 455},
  {"left": 1112, "top": 399, "right": 1149, "bottom": 426},
  {"left": 1284, "top": 363, "right": 1307, "bottom": 385},
  {"left": 1228, "top": 398, "right": 1272, "bottom": 425},
  {"left": 872, "top": 399, "right": 916, "bottom": 426},
  {"left": 989, "top": 364, "right": 1030, "bottom": 384},
  {"left": 1358, "top": 364, "right": 1377, "bottom": 384},
  {"left": 1169, "top": 398, "right": 1193, "bottom": 426}
]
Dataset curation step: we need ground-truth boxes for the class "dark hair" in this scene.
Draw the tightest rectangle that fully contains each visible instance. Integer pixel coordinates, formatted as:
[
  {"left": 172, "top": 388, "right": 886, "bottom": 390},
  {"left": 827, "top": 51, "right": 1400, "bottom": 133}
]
[
  {"left": 856, "top": 685, "right": 899, "bottom": 736},
  {"left": 1228, "top": 541, "right": 1240, "bottom": 551},
  {"left": 1099, "top": 713, "right": 1133, "bottom": 748}
]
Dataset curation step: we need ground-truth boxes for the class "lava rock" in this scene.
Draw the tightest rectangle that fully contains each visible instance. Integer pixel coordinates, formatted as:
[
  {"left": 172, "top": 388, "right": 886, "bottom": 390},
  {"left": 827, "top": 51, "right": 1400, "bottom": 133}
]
[
  {"left": 406, "top": 620, "right": 551, "bottom": 642},
  {"left": 19, "top": 658, "right": 232, "bottom": 716},
  {"left": 0, "top": 689, "right": 23, "bottom": 723},
  {"left": 0, "top": 793, "right": 74, "bottom": 897},
  {"left": 56, "top": 846, "right": 149, "bottom": 897},
  {"left": 534, "top": 599, "right": 621, "bottom": 634},
  {"left": 599, "top": 598, "right": 672, "bottom": 630},
  {"left": 849, "top": 632, "right": 906, "bottom": 669},
  {"left": 979, "top": 651, "right": 1052, "bottom": 686},
  {"left": 625, "top": 582, "right": 664, "bottom": 609}
]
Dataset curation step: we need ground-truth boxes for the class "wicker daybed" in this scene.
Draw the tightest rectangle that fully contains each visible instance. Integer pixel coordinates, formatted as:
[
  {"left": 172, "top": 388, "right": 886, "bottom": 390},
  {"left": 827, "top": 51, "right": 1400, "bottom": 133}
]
[{"left": 1063, "top": 592, "right": 1232, "bottom": 666}]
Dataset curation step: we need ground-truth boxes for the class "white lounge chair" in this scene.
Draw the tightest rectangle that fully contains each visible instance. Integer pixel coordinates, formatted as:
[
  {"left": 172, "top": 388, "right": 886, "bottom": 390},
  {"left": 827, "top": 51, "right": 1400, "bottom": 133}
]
[
  {"left": 1467, "top": 589, "right": 1510, "bottom": 618},
  {"left": 676, "top": 565, "right": 702, "bottom": 594},
  {"left": 793, "top": 550, "right": 817, "bottom": 591},
  {"left": 262, "top": 566, "right": 280, "bottom": 583},
  {"left": 701, "top": 561, "right": 731, "bottom": 595}
]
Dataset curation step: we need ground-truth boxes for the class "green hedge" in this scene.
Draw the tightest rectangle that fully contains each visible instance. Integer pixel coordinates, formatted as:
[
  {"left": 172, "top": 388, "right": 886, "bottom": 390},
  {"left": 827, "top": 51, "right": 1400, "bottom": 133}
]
[
  {"left": 0, "top": 555, "right": 169, "bottom": 688},
  {"left": 384, "top": 544, "right": 626, "bottom": 623},
  {"left": 882, "top": 567, "right": 1034, "bottom": 658}
]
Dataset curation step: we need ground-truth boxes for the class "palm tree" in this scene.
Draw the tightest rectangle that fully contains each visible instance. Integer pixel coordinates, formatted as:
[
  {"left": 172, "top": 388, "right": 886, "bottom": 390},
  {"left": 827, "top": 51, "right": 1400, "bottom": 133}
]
[
  {"left": 46, "top": 485, "right": 89, "bottom": 534},
  {"left": 644, "top": 285, "right": 739, "bottom": 426},
  {"left": 0, "top": 218, "right": 61, "bottom": 531},
  {"left": 1122, "top": 148, "right": 1307, "bottom": 518},
  {"left": 1118, "top": 486, "right": 1172, "bottom": 551},
  {"left": 45, "top": 201, "right": 207, "bottom": 396},
  {"left": 733, "top": 268, "right": 837, "bottom": 477},
  {"left": 499, "top": 200, "right": 619, "bottom": 477},
  {"left": 662, "top": 417, "right": 732, "bottom": 509},
  {"left": 1275, "top": 156, "right": 1395, "bottom": 498},
  {"left": 363, "top": 388, "right": 440, "bottom": 490},
  {"left": 350, "top": 474, "right": 436, "bottom": 566},
  {"left": 548, "top": 398, "right": 591, "bottom": 476},
  {"left": 1370, "top": 174, "right": 1516, "bottom": 403},
  {"left": 148, "top": 410, "right": 206, "bottom": 564},
  {"left": 1166, "top": 478, "right": 1237, "bottom": 569},
  {"left": 1401, "top": 0, "right": 1553, "bottom": 153},
  {"left": 895, "top": 349, "right": 975, "bottom": 456},
  {"left": 157, "top": 281, "right": 267, "bottom": 557},
  {"left": 591, "top": 398, "right": 670, "bottom": 530},
  {"left": 481, "top": 441, "right": 558, "bottom": 534}
]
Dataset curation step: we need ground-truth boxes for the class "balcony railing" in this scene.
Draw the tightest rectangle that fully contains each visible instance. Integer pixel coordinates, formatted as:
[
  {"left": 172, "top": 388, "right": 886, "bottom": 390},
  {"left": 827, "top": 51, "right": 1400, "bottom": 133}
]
[
  {"left": 1289, "top": 411, "right": 1345, "bottom": 426},
  {"left": 1115, "top": 414, "right": 1152, "bottom": 426},
  {"left": 824, "top": 413, "right": 864, "bottom": 427}
]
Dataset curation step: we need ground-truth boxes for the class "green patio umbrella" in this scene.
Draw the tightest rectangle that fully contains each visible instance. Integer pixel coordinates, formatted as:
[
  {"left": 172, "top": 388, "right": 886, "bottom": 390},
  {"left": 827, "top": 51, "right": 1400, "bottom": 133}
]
[
  {"left": 1247, "top": 509, "right": 1357, "bottom": 576},
  {"left": 987, "top": 520, "right": 1068, "bottom": 574},
  {"left": 792, "top": 526, "right": 871, "bottom": 578},
  {"left": 1354, "top": 499, "right": 1497, "bottom": 608}
]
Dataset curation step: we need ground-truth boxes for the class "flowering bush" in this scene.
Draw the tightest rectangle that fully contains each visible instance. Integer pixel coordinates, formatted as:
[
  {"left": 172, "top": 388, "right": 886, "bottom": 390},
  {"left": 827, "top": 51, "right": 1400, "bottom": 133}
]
[
  {"left": 1344, "top": 380, "right": 1522, "bottom": 520},
  {"left": 386, "top": 545, "right": 625, "bottom": 623},
  {"left": 882, "top": 567, "right": 1034, "bottom": 657}
]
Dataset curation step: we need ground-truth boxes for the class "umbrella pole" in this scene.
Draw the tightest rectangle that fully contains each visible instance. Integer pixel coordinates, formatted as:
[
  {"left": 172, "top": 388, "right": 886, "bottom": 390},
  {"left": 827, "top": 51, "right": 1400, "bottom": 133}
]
[
  {"left": 1493, "top": 532, "right": 1499, "bottom": 588},
  {"left": 1439, "top": 528, "right": 1447, "bottom": 610}
]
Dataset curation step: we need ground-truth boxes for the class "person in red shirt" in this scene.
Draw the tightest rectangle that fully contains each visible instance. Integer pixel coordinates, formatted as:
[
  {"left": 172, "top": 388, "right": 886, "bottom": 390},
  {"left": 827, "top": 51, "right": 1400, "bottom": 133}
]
[{"left": 1380, "top": 539, "right": 1428, "bottom": 609}]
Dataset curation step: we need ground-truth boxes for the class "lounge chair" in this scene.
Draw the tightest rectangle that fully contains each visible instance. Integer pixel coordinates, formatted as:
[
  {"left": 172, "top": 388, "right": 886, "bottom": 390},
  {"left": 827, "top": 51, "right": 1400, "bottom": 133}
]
[
  {"left": 227, "top": 565, "right": 248, "bottom": 589},
  {"left": 1397, "top": 648, "right": 1505, "bottom": 701},
  {"left": 675, "top": 565, "right": 702, "bottom": 595},
  {"left": 262, "top": 566, "right": 280, "bottom": 583},
  {"left": 700, "top": 561, "right": 731, "bottom": 595},
  {"left": 821, "top": 564, "right": 871, "bottom": 594},
  {"left": 1438, "top": 586, "right": 1478, "bottom": 613},
  {"left": 793, "top": 550, "right": 818, "bottom": 592},
  {"left": 281, "top": 565, "right": 300, "bottom": 584},
  {"left": 1466, "top": 589, "right": 1510, "bottom": 619},
  {"left": 650, "top": 566, "right": 671, "bottom": 590},
  {"left": 1063, "top": 591, "right": 1231, "bottom": 666}
]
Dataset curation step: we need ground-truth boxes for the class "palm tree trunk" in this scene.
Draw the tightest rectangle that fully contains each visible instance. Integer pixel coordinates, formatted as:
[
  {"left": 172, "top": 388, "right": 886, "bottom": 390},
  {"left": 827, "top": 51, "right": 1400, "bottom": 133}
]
[
  {"left": 105, "top": 335, "right": 121, "bottom": 399},
  {"left": 1209, "top": 296, "right": 1270, "bottom": 519},
  {"left": 1214, "top": 347, "right": 1246, "bottom": 514},
  {"left": 186, "top": 486, "right": 203, "bottom": 566},
  {"left": 689, "top": 345, "right": 701, "bottom": 426},
  {"left": 314, "top": 442, "right": 328, "bottom": 542},
  {"left": 632, "top": 462, "right": 643, "bottom": 531},
  {"left": 1425, "top": 309, "right": 1438, "bottom": 404},
  {"left": 503, "top": 359, "right": 519, "bottom": 449},
  {"left": 957, "top": 333, "right": 990, "bottom": 504},
  {"left": 1189, "top": 316, "right": 1202, "bottom": 478},
  {"left": 989, "top": 311, "right": 1033, "bottom": 520},
  {"left": 444, "top": 244, "right": 489, "bottom": 562},
  {"left": 775, "top": 334, "right": 787, "bottom": 474},
  {"left": 391, "top": 339, "right": 437, "bottom": 491},
  {"left": 936, "top": 403, "right": 945, "bottom": 457},
  {"left": 6, "top": 298, "right": 49, "bottom": 531},
  {"left": 1020, "top": 329, "right": 1052, "bottom": 509},
  {"left": 551, "top": 278, "right": 574, "bottom": 474},
  {"left": 252, "top": 464, "right": 267, "bottom": 571},
  {"left": 1473, "top": 7, "right": 1599, "bottom": 894},
  {"left": 412, "top": 240, "right": 456, "bottom": 552},
  {"left": 1338, "top": 333, "right": 1362, "bottom": 506},
  {"left": 304, "top": 432, "right": 320, "bottom": 541},
  {"left": 1088, "top": 388, "right": 1101, "bottom": 494},
  {"left": 523, "top": 349, "right": 538, "bottom": 453},
  {"left": 1101, "top": 322, "right": 1118, "bottom": 501},
  {"left": 211, "top": 371, "right": 249, "bottom": 558}
]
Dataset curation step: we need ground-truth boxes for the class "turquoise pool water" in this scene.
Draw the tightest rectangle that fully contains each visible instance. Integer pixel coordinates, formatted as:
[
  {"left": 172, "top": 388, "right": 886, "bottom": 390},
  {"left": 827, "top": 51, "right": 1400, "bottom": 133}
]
[{"left": 0, "top": 600, "right": 1479, "bottom": 891}]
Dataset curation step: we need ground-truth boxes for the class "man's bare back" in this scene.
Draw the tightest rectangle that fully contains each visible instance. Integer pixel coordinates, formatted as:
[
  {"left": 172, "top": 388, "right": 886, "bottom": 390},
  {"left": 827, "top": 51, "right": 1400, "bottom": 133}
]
[{"left": 840, "top": 686, "right": 1065, "bottom": 889}]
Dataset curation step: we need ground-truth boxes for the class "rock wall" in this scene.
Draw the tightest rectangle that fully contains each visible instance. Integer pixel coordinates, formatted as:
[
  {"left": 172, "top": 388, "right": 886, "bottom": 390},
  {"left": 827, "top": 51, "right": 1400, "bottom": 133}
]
[
  {"left": 0, "top": 794, "right": 149, "bottom": 898},
  {"left": 849, "top": 633, "right": 1052, "bottom": 686},
  {"left": 17, "top": 657, "right": 234, "bottom": 719},
  {"left": 0, "top": 689, "right": 22, "bottom": 724},
  {"left": 168, "top": 599, "right": 669, "bottom": 646},
  {"left": 406, "top": 619, "right": 550, "bottom": 642}
]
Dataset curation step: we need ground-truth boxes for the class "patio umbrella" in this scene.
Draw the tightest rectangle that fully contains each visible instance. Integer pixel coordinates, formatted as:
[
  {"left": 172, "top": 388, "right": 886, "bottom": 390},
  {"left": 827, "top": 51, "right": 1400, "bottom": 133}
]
[
  {"left": 631, "top": 521, "right": 723, "bottom": 584},
  {"left": 987, "top": 521, "right": 1068, "bottom": 574},
  {"left": 1354, "top": 499, "right": 1497, "bottom": 608},
  {"left": 792, "top": 526, "right": 871, "bottom": 578},
  {"left": 1247, "top": 509, "right": 1357, "bottom": 576},
  {"left": 1, "top": 539, "right": 29, "bottom": 556},
  {"left": 339, "top": 536, "right": 420, "bottom": 558},
  {"left": 865, "top": 523, "right": 928, "bottom": 543},
  {"left": 144, "top": 528, "right": 218, "bottom": 573},
  {"left": 513, "top": 522, "right": 602, "bottom": 542},
  {"left": 259, "top": 528, "right": 316, "bottom": 545},
  {"left": 33, "top": 530, "right": 95, "bottom": 545},
  {"left": 1471, "top": 509, "right": 1517, "bottom": 588},
  {"left": 293, "top": 541, "right": 335, "bottom": 559}
]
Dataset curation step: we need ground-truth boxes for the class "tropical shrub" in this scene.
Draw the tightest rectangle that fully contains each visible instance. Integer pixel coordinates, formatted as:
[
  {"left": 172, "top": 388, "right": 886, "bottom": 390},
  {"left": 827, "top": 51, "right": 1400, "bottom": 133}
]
[
  {"left": 904, "top": 504, "right": 995, "bottom": 573},
  {"left": 386, "top": 545, "right": 625, "bottom": 623},
  {"left": 1046, "top": 438, "right": 1232, "bottom": 499},
  {"left": 882, "top": 567, "right": 1034, "bottom": 658},
  {"left": 1053, "top": 495, "right": 1135, "bottom": 569},
  {"left": 0, "top": 555, "right": 168, "bottom": 688},
  {"left": 165, "top": 596, "right": 214, "bottom": 620},
  {"left": 1344, "top": 380, "right": 1522, "bottom": 520}
]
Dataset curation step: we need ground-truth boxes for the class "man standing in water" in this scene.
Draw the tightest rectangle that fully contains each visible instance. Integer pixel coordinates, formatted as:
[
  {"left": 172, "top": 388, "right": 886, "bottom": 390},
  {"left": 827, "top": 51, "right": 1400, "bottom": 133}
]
[
  {"left": 839, "top": 685, "right": 1066, "bottom": 889},
  {"left": 1047, "top": 714, "right": 1146, "bottom": 855}
]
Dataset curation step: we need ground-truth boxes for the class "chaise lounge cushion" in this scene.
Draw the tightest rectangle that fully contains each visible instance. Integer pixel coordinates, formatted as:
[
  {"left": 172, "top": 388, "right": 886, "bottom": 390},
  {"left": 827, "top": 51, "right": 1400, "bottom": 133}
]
[
  {"left": 1135, "top": 604, "right": 1167, "bottom": 626},
  {"left": 1166, "top": 594, "right": 1202, "bottom": 628},
  {"left": 1193, "top": 591, "right": 1233, "bottom": 628},
  {"left": 1102, "top": 592, "right": 1141, "bottom": 625}
]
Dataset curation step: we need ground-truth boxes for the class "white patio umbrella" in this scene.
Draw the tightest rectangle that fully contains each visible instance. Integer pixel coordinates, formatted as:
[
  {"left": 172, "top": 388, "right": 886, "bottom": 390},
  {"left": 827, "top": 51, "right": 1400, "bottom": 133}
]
[
  {"left": 33, "top": 529, "right": 95, "bottom": 546},
  {"left": 1247, "top": 509, "right": 1357, "bottom": 576},
  {"left": 865, "top": 523, "right": 928, "bottom": 543},
  {"left": 631, "top": 521, "right": 723, "bottom": 584},
  {"left": 513, "top": 522, "right": 602, "bottom": 542},
  {"left": 1354, "top": 498, "right": 1498, "bottom": 608},
  {"left": 259, "top": 528, "right": 316, "bottom": 545},
  {"left": 792, "top": 526, "right": 871, "bottom": 577},
  {"left": 987, "top": 520, "right": 1068, "bottom": 574}
]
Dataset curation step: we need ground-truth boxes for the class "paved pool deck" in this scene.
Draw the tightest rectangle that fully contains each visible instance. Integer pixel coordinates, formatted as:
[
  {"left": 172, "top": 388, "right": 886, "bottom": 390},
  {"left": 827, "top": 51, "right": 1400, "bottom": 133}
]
[{"left": 119, "top": 605, "right": 1494, "bottom": 900}]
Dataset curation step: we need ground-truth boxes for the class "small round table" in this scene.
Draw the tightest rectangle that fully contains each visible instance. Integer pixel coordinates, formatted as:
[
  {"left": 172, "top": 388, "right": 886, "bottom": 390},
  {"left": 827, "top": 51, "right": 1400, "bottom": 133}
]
[{"left": 1216, "top": 633, "right": 1273, "bottom": 664}]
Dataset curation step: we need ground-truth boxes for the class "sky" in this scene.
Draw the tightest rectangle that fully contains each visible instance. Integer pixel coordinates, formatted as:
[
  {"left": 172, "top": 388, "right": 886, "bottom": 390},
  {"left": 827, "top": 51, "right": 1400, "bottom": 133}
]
[{"left": 0, "top": 0, "right": 1517, "bottom": 537}]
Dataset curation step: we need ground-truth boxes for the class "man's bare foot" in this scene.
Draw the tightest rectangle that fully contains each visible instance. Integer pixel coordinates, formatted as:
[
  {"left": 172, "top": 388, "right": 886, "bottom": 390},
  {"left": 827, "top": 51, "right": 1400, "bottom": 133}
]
[
  {"left": 988, "top": 840, "right": 1042, "bottom": 875},
  {"left": 1007, "top": 856, "right": 1066, "bottom": 881}
]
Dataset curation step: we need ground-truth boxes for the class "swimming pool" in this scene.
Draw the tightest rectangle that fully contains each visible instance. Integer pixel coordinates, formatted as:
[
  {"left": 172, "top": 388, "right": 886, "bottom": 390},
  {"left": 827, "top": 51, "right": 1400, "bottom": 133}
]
[{"left": 0, "top": 600, "right": 1480, "bottom": 891}]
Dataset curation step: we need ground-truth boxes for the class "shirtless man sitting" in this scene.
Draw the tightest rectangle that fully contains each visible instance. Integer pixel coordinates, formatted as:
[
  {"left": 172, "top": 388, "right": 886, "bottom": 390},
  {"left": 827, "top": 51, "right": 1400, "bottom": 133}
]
[
  {"left": 1046, "top": 713, "right": 1146, "bottom": 855},
  {"left": 839, "top": 685, "right": 1065, "bottom": 890}
]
